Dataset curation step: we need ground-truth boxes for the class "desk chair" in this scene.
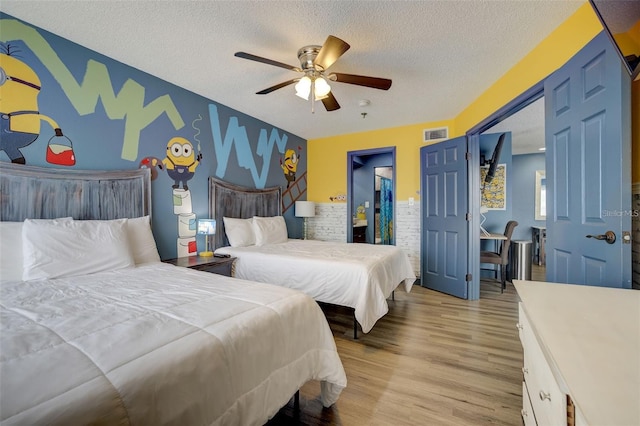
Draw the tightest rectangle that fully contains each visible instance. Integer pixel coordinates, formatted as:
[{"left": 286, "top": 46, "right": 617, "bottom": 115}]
[{"left": 480, "top": 220, "right": 518, "bottom": 292}]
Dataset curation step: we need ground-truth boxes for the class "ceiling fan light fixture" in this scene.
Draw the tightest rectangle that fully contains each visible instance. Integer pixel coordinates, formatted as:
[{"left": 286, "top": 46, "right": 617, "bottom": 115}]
[
  {"left": 236, "top": 35, "right": 390, "bottom": 113},
  {"left": 295, "top": 76, "right": 312, "bottom": 99},
  {"left": 314, "top": 76, "right": 331, "bottom": 98}
]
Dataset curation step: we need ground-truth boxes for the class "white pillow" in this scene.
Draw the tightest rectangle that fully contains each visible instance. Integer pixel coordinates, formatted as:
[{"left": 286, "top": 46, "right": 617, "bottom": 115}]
[
  {"left": 252, "top": 216, "right": 288, "bottom": 246},
  {"left": 126, "top": 216, "right": 161, "bottom": 264},
  {"left": 22, "top": 218, "right": 134, "bottom": 281},
  {"left": 1, "top": 218, "right": 72, "bottom": 282},
  {"left": 223, "top": 217, "right": 255, "bottom": 247}
]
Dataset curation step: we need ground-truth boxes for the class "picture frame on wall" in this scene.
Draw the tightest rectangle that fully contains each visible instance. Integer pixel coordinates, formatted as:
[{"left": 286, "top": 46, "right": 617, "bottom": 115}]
[{"left": 480, "top": 164, "right": 506, "bottom": 210}]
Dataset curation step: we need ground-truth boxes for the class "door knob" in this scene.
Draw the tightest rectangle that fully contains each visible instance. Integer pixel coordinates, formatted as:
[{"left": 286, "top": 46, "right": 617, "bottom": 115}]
[{"left": 585, "top": 231, "right": 616, "bottom": 244}]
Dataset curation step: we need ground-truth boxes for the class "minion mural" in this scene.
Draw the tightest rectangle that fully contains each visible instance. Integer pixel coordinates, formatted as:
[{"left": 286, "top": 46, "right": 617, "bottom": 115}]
[
  {"left": 1, "top": 14, "right": 308, "bottom": 259},
  {"left": 280, "top": 147, "right": 301, "bottom": 188},
  {"left": 161, "top": 136, "right": 202, "bottom": 258},
  {"left": 0, "top": 43, "right": 74, "bottom": 165}
]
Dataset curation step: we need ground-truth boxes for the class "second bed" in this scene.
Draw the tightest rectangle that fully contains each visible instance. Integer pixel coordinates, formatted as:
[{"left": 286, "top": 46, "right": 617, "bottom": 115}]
[{"left": 210, "top": 178, "right": 416, "bottom": 336}]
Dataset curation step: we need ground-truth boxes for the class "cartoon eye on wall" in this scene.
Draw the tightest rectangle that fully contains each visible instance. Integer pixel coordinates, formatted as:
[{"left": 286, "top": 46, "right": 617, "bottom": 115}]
[
  {"left": 182, "top": 143, "right": 192, "bottom": 157},
  {"left": 170, "top": 142, "right": 184, "bottom": 157},
  {"left": 290, "top": 152, "right": 298, "bottom": 164}
]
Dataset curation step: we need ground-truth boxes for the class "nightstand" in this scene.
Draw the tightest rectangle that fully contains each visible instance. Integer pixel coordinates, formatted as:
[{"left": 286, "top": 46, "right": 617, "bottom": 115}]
[{"left": 163, "top": 255, "right": 235, "bottom": 277}]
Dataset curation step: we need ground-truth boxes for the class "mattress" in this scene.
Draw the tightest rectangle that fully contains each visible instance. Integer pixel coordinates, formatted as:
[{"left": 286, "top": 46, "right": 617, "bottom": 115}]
[
  {"left": 0, "top": 263, "right": 346, "bottom": 425},
  {"left": 215, "top": 239, "right": 416, "bottom": 333}
]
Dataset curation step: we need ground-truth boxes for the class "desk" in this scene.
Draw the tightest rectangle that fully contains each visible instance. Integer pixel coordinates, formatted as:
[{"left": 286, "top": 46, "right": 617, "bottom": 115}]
[
  {"left": 480, "top": 233, "right": 507, "bottom": 241},
  {"left": 531, "top": 226, "right": 546, "bottom": 265},
  {"left": 481, "top": 232, "right": 506, "bottom": 252}
]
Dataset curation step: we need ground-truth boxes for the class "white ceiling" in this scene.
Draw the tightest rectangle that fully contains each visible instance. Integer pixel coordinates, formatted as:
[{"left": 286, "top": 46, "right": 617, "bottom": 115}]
[
  {"left": 485, "top": 96, "right": 545, "bottom": 155},
  {"left": 1, "top": 0, "right": 583, "bottom": 143}
]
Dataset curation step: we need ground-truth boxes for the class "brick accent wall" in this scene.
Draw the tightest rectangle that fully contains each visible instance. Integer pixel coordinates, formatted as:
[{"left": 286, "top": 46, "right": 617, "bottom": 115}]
[{"left": 307, "top": 202, "right": 421, "bottom": 277}]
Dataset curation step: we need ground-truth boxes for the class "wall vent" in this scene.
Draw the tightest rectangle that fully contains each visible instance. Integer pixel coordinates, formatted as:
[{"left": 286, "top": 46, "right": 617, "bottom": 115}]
[{"left": 423, "top": 127, "right": 449, "bottom": 142}]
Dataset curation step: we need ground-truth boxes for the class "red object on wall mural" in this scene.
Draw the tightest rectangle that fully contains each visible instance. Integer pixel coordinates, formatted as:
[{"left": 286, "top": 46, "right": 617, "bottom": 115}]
[
  {"left": 46, "top": 128, "right": 76, "bottom": 166},
  {"left": 188, "top": 240, "right": 197, "bottom": 253}
]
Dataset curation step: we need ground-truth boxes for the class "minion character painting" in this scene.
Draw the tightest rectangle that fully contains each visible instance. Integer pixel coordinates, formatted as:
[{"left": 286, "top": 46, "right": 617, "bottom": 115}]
[
  {"left": 162, "top": 136, "right": 202, "bottom": 191},
  {"left": 0, "top": 43, "right": 73, "bottom": 165},
  {"left": 280, "top": 147, "right": 301, "bottom": 188}
]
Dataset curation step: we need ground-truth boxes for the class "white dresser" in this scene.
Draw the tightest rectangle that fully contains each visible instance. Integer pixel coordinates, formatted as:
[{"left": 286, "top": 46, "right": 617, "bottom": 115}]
[{"left": 514, "top": 280, "right": 640, "bottom": 426}]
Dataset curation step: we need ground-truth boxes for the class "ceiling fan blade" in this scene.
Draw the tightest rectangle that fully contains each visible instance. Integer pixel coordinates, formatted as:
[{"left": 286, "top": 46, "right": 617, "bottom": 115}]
[
  {"left": 314, "top": 35, "right": 350, "bottom": 71},
  {"left": 321, "top": 92, "right": 341, "bottom": 111},
  {"left": 256, "top": 79, "right": 299, "bottom": 95},
  {"left": 234, "top": 52, "right": 301, "bottom": 72},
  {"left": 330, "top": 73, "right": 392, "bottom": 90}
]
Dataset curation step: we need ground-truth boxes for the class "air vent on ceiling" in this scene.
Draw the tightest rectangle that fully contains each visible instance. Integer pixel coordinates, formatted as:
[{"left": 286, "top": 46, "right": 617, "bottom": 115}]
[{"left": 423, "top": 127, "right": 449, "bottom": 142}]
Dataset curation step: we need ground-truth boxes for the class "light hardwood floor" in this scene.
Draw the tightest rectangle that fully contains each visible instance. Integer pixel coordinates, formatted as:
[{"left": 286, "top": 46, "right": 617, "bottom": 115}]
[{"left": 267, "top": 269, "right": 550, "bottom": 425}]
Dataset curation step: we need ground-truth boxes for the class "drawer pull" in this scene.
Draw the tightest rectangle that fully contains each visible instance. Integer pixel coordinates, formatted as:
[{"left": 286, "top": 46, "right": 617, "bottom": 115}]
[
  {"left": 539, "top": 390, "right": 551, "bottom": 401},
  {"left": 521, "top": 409, "right": 528, "bottom": 417},
  {"left": 522, "top": 367, "right": 528, "bottom": 375},
  {"left": 516, "top": 323, "right": 523, "bottom": 330}
]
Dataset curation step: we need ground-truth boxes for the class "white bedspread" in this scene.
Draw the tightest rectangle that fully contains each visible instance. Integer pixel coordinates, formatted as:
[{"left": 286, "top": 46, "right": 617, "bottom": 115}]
[
  {"left": 215, "top": 240, "right": 416, "bottom": 333},
  {"left": 0, "top": 263, "right": 346, "bottom": 426}
]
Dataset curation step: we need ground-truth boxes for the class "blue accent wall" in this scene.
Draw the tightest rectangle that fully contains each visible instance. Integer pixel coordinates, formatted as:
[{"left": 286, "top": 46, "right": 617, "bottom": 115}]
[
  {"left": 480, "top": 133, "right": 546, "bottom": 245},
  {"left": 480, "top": 132, "right": 512, "bottom": 244},
  {"left": 511, "top": 153, "right": 546, "bottom": 241},
  {"left": 0, "top": 13, "right": 308, "bottom": 259}
]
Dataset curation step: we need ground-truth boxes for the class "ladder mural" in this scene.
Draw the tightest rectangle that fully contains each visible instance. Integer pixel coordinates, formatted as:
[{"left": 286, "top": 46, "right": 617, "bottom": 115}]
[{"left": 281, "top": 171, "right": 307, "bottom": 213}]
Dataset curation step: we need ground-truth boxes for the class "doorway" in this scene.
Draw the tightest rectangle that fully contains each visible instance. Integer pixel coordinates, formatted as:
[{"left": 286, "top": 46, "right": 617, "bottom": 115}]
[
  {"left": 479, "top": 96, "right": 546, "bottom": 281},
  {"left": 466, "top": 82, "right": 546, "bottom": 299},
  {"left": 347, "top": 147, "right": 396, "bottom": 244}
]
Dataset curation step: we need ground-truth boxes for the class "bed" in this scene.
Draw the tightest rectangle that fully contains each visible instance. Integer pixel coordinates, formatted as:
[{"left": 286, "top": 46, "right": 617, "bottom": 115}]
[
  {"left": 208, "top": 178, "right": 416, "bottom": 337},
  {"left": 0, "top": 163, "right": 346, "bottom": 426}
]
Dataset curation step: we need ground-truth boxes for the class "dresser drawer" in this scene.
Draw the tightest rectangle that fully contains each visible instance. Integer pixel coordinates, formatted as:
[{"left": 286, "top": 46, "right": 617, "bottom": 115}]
[
  {"left": 522, "top": 381, "right": 537, "bottom": 426},
  {"left": 519, "top": 303, "right": 567, "bottom": 425}
]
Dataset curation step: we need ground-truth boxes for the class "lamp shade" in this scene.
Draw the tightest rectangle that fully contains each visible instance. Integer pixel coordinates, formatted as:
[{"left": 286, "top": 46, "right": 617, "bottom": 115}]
[
  {"left": 314, "top": 77, "right": 331, "bottom": 99},
  {"left": 197, "top": 218, "right": 216, "bottom": 235},
  {"left": 295, "top": 76, "right": 312, "bottom": 99},
  {"left": 295, "top": 201, "right": 316, "bottom": 218}
]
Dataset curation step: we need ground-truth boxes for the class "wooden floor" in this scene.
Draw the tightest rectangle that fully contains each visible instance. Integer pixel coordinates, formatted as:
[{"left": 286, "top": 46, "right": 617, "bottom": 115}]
[{"left": 267, "top": 266, "right": 547, "bottom": 425}]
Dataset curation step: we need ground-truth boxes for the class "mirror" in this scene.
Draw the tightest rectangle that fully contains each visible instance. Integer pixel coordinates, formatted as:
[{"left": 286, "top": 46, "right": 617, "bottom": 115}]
[
  {"left": 535, "top": 170, "right": 546, "bottom": 221},
  {"left": 375, "top": 167, "right": 393, "bottom": 245}
]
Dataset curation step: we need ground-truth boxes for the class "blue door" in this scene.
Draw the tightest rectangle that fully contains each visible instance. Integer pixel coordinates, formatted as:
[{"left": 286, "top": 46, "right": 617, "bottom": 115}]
[
  {"left": 545, "top": 32, "right": 631, "bottom": 288},
  {"left": 420, "top": 136, "right": 469, "bottom": 298}
]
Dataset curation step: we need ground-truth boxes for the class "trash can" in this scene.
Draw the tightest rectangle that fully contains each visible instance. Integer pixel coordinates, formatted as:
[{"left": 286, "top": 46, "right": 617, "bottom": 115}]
[{"left": 510, "top": 240, "right": 532, "bottom": 280}]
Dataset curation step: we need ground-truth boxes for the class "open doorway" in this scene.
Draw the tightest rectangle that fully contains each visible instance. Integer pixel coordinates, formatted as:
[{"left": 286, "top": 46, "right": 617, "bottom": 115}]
[
  {"left": 480, "top": 96, "right": 546, "bottom": 281},
  {"left": 347, "top": 147, "right": 396, "bottom": 244}
]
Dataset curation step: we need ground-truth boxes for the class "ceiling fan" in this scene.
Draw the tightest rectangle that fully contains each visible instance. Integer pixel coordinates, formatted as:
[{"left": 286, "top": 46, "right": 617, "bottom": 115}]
[{"left": 234, "top": 35, "right": 392, "bottom": 112}]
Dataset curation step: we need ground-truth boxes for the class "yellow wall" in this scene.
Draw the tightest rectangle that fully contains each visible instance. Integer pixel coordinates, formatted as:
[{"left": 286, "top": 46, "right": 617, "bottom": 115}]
[
  {"left": 308, "top": 120, "right": 454, "bottom": 202},
  {"left": 308, "top": 2, "right": 609, "bottom": 202},
  {"left": 453, "top": 2, "right": 602, "bottom": 135}
]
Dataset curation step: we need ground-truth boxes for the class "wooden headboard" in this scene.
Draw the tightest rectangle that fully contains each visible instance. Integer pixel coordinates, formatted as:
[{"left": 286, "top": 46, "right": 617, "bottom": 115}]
[
  {"left": 208, "top": 177, "right": 281, "bottom": 249},
  {"left": 0, "top": 162, "right": 151, "bottom": 221}
]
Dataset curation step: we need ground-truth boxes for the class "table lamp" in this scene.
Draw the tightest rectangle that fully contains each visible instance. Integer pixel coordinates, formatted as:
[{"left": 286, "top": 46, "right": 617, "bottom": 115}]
[
  {"left": 197, "top": 218, "right": 216, "bottom": 257},
  {"left": 295, "top": 201, "right": 315, "bottom": 240}
]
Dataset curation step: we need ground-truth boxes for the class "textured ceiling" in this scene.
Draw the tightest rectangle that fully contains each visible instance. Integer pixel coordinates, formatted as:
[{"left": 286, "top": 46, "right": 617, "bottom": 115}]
[{"left": 1, "top": 0, "right": 583, "bottom": 145}]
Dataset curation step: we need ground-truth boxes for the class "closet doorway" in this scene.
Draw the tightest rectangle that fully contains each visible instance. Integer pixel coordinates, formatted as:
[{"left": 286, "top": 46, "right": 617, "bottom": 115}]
[{"left": 347, "top": 147, "right": 396, "bottom": 244}]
